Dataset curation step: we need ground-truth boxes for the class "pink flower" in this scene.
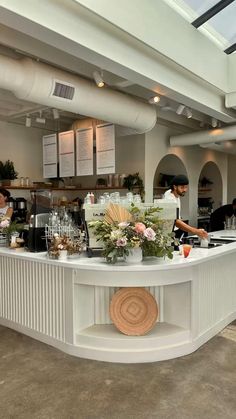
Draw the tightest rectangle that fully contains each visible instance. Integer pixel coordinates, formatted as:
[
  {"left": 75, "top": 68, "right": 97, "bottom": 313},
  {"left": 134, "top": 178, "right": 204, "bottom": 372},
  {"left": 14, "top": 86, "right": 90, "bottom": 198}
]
[
  {"left": 0, "top": 219, "right": 10, "bottom": 228},
  {"left": 116, "top": 237, "right": 127, "bottom": 247},
  {"left": 144, "top": 227, "right": 156, "bottom": 241},
  {"left": 134, "top": 222, "right": 146, "bottom": 234}
]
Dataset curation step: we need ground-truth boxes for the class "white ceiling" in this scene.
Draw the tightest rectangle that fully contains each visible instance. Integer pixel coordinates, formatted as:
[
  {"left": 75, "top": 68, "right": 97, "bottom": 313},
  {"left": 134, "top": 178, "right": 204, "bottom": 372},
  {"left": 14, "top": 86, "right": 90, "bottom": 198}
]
[
  {"left": 0, "top": 1, "right": 236, "bottom": 136},
  {"left": 0, "top": 40, "right": 228, "bottom": 134}
]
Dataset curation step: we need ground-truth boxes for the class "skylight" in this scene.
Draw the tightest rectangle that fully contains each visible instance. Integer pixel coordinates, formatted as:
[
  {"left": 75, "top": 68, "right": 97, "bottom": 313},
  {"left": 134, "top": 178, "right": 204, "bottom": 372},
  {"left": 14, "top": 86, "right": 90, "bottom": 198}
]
[{"left": 164, "top": 0, "right": 236, "bottom": 53}]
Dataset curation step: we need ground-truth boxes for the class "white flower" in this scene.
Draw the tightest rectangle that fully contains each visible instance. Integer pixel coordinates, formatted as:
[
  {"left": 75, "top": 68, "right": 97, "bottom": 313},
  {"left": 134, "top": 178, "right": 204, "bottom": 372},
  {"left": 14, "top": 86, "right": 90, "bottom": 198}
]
[
  {"left": 118, "top": 222, "right": 130, "bottom": 228},
  {"left": 110, "top": 229, "right": 122, "bottom": 240},
  {"left": 144, "top": 227, "right": 156, "bottom": 241},
  {"left": 0, "top": 219, "right": 10, "bottom": 228}
]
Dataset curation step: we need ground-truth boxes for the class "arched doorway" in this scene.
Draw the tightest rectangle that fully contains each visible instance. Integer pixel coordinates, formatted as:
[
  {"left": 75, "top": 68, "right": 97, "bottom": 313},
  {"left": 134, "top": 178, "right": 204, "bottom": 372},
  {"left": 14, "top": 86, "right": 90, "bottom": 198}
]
[
  {"left": 153, "top": 154, "right": 189, "bottom": 220},
  {"left": 198, "top": 161, "right": 223, "bottom": 230}
]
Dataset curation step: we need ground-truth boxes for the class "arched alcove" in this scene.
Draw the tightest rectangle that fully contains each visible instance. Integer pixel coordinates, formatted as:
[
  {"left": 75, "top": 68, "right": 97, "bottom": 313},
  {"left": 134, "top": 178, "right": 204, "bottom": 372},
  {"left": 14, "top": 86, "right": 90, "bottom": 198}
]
[
  {"left": 153, "top": 154, "right": 189, "bottom": 220},
  {"left": 198, "top": 161, "right": 223, "bottom": 213}
]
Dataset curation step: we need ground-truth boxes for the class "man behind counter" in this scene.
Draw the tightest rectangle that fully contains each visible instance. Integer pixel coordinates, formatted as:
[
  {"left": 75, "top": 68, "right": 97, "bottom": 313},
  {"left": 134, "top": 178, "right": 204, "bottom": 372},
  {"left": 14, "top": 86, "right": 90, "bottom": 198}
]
[
  {"left": 210, "top": 198, "right": 236, "bottom": 231},
  {"left": 163, "top": 174, "right": 208, "bottom": 240}
]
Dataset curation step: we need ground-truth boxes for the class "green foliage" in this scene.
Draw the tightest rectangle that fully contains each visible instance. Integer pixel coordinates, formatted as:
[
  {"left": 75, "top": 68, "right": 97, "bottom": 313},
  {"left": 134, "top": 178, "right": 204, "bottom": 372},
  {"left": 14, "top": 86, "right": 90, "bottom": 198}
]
[
  {"left": 5, "top": 221, "right": 24, "bottom": 238},
  {"left": 122, "top": 172, "right": 144, "bottom": 197},
  {"left": 0, "top": 160, "right": 18, "bottom": 180}
]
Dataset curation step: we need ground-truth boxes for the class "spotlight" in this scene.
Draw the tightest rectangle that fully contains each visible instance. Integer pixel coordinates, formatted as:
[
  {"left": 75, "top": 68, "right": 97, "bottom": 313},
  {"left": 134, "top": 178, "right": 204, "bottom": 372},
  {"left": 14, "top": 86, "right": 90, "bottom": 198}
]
[
  {"left": 52, "top": 108, "right": 59, "bottom": 119},
  {"left": 185, "top": 108, "right": 192, "bottom": 119},
  {"left": 176, "top": 104, "right": 185, "bottom": 115},
  {"left": 211, "top": 117, "right": 218, "bottom": 128},
  {"left": 93, "top": 70, "right": 105, "bottom": 88},
  {"left": 36, "top": 111, "right": 46, "bottom": 124},
  {"left": 148, "top": 96, "right": 160, "bottom": 104},
  {"left": 25, "top": 115, "right": 31, "bottom": 128}
]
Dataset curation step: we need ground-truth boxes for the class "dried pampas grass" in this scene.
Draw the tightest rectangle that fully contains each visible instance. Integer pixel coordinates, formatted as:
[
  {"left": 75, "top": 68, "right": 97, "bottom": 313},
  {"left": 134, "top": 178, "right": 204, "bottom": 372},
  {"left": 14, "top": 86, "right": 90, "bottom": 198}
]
[{"left": 104, "top": 203, "right": 133, "bottom": 224}]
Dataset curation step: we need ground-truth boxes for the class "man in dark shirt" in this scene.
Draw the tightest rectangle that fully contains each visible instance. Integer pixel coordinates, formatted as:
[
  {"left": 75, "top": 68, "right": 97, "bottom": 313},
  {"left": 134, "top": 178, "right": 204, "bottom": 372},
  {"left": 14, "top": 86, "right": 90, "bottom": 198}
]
[{"left": 210, "top": 198, "right": 236, "bottom": 231}]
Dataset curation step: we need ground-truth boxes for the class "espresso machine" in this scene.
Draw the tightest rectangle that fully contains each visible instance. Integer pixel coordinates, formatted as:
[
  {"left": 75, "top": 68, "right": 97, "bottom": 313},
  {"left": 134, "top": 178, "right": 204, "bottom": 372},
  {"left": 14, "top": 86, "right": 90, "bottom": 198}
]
[{"left": 28, "top": 190, "right": 51, "bottom": 252}]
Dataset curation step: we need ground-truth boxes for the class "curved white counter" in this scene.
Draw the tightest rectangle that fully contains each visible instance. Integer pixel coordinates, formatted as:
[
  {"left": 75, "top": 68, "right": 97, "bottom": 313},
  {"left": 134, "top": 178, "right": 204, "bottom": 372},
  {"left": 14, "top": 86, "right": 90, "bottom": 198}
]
[{"left": 1, "top": 231, "right": 236, "bottom": 363}]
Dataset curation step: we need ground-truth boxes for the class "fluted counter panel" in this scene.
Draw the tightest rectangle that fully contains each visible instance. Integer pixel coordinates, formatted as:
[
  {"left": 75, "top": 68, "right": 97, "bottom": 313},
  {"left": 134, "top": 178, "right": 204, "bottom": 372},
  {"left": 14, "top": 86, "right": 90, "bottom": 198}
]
[{"left": 0, "top": 256, "right": 66, "bottom": 342}]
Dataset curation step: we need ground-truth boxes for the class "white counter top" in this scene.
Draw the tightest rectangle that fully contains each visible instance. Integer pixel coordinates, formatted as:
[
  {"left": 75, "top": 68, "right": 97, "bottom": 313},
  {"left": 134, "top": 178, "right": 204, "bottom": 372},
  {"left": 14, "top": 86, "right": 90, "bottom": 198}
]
[{"left": 0, "top": 230, "right": 236, "bottom": 271}]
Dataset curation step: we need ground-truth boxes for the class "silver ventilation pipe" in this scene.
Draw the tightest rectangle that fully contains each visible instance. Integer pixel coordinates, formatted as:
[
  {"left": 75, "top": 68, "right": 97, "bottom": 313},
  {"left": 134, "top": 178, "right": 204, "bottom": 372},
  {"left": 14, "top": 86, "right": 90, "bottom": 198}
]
[
  {"left": 170, "top": 125, "right": 236, "bottom": 147},
  {"left": 0, "top": 55, "right": 157, "bottom": 133}
]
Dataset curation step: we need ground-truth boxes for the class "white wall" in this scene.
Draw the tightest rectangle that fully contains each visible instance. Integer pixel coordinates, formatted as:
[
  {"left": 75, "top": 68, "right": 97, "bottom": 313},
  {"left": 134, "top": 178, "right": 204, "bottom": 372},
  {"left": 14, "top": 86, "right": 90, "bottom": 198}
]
[
  {"left": 227, "top": 155, "right": 236, "bottom": 203},
  {"left": 145, "top": 123, "right": 228, "bottom": 226},
  {"left": 1, "top": 119, "right": 234, "bottom": 223},
  {"left": 0, "top": 121, "right": 46, "bottom": 181}
]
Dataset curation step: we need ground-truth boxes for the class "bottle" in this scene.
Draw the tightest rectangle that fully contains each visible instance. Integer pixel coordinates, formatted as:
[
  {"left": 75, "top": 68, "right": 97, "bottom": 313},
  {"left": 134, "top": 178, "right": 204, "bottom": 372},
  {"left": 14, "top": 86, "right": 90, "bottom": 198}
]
[
  {"left": 84, "top": 192, "right": 91, "bottom": 204},
  {"left": 231, "top": 215, "right": 236, "bottom": 230},
  {"left": 90, "top": 192, "right": 95, "bottom": 204}
]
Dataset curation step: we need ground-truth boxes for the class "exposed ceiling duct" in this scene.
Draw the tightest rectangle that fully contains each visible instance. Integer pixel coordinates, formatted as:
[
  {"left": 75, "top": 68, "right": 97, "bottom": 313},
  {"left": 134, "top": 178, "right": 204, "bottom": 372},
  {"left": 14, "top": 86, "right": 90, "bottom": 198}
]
[
  {"left": 0, "top": 55, "right": 157, "bottom": 133},
  {"left": 170, "top": 125, "right": 236, "bottom": 147}
]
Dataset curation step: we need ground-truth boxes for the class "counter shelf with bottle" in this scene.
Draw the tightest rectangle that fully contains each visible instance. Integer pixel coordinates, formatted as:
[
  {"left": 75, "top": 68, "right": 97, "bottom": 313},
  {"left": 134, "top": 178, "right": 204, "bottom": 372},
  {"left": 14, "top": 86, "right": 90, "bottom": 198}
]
[{"left": 84, "top": 190, "right": 142, "bottom": 205}]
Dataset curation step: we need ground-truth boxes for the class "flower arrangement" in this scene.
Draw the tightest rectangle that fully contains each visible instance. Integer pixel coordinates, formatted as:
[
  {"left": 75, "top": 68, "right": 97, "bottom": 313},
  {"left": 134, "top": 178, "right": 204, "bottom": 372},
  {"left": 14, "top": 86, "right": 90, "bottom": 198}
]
[
  {"left": 48, "top": 233, "right": 84, "bottom": 259},
  {"left": 0, "top": 216, "right": 24, "bottom": 246},
  {"left": 89, "top": 204, "right": 174, "bottom": 264}
]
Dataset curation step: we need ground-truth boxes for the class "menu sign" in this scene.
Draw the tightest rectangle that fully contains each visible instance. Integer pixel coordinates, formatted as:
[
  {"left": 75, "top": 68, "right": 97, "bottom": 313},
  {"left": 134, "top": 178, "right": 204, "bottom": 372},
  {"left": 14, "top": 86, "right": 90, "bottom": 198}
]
[
  {"left": 76, "top": 127, "right": 93, "bottom": 176},
  {"left": 42, "top": 133, "right": 57, "bottom": 178},
  {"left": 58, "top": 130, "right": 75, "bottom": 177},
  {"left": 96, "top": 123, "right": 115, "bottom": 175}
]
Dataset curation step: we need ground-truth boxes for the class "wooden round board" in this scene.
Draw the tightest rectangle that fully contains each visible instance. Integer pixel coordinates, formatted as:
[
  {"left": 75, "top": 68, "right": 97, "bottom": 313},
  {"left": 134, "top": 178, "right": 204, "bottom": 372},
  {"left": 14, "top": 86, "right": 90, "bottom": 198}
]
[{"left": 109, "top": 287, "right": 158, "bottom": 336}]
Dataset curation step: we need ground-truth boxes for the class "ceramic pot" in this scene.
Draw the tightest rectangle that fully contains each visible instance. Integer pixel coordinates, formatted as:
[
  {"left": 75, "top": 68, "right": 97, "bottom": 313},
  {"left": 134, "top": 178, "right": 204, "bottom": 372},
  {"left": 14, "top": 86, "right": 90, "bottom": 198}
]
[
  {"left": 58, "top": 250, "right": 67, "bottom": 260},
  {"left": 125, "top": 247, "right": 143, "bottom": 263}
]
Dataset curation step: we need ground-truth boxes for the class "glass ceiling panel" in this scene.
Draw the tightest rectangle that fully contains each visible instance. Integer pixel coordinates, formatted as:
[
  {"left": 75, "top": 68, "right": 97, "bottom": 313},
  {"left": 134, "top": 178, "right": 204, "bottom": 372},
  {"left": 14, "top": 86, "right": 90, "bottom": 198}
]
[
  {"left": 164, "top": 0, "right": 236, "bottom": 52},
  {"left": 201, "top": 1, "right": 236, "bottom": 47},
  {"left": 183, "top": 0, "right": 220, "bottom": 16}
]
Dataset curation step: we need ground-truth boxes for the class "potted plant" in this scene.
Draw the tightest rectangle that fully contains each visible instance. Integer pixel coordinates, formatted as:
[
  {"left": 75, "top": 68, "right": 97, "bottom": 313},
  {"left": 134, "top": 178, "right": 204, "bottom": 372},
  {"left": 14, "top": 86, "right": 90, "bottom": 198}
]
[
  {"left": 0, "top": 217, "right": 24, "bottom": 247},
  {"left": 0, "top": 160, "right": 18, "bottom": 185},
  {"left": 122, "top": 172, "right": 144, "bottom": 198}
]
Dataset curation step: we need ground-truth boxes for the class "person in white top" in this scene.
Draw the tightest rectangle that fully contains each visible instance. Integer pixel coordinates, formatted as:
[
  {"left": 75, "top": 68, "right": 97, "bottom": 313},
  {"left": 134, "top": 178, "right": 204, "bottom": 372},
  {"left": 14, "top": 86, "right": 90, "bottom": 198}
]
[
  {"left": 0, "top": 188, "right": 13, "bottom": 219},
  {"left": 163, "top": 175, "right": 208, "bottom": 239}
]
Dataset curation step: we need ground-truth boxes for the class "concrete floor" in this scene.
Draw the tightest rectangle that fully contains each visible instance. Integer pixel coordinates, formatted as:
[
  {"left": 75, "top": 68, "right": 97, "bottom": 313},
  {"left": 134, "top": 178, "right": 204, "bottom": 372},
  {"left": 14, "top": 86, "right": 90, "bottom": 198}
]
[{"left": 0, "top": 324, "right": 236, "bottom": 419}]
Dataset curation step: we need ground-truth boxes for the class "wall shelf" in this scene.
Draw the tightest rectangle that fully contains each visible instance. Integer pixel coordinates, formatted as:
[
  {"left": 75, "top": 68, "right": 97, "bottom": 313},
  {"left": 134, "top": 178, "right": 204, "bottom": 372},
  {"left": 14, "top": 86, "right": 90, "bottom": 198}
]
[
  {"left": 3, "top": 186, "right": 128, "bottom": 191},
  {"left": 153, "top": 186, "right": 168, "bottom": 190},
  {"left": 198, "top": 188, "right": 212, "bottom": 192}
]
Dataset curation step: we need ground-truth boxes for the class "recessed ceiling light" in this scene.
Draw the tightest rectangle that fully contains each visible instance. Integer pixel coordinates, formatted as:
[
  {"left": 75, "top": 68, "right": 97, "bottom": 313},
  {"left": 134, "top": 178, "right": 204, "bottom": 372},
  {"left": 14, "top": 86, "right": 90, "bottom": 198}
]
[
  {"left": 36, "top": 111, "right": 46, "bottom": 124},
  {"left": 25, "top": 115, "right": 31, "bottom": 127},
  {"left": 176, "top": 104, "right": 185, "bottom": 115},
  {"left": 148, "top": 96, "right": 160, "bottom": 104},
  {"left": 52, "top": 108, "right": 60, "bottom": 119},
  {"left": 185, "top": 108, "right": 192, "bottom": 119},
  {"left": 211, "top": 117, "right": 218, "bottom": 128},
  {"left": 93, "top": 70, "right": 105, "bottom": 88}
]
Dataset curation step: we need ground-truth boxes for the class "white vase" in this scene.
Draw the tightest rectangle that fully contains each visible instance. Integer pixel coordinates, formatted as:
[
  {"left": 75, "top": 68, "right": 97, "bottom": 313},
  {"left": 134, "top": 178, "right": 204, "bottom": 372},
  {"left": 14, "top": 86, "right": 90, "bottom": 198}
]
[
  {"left": 125, "top": 247, "right": 143, "bottom": 263},
  {"left": 59, "top": 250, "right": 67, "bottom": 260}
]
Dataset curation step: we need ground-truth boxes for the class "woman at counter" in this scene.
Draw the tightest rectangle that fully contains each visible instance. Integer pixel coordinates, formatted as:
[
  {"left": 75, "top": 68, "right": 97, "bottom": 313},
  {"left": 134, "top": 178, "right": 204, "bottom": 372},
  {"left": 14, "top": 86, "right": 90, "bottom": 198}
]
[{"left": 0, "top": 188, "right": 13, "bottom": 219}]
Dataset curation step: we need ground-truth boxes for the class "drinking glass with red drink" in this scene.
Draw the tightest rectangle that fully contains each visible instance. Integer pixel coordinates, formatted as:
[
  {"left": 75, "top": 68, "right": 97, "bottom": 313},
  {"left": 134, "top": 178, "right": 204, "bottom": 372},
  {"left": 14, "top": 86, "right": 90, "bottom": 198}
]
[{"left": 183, "top": 244, "right": 192, "bottom": 258}]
